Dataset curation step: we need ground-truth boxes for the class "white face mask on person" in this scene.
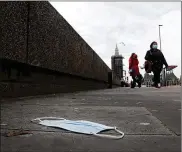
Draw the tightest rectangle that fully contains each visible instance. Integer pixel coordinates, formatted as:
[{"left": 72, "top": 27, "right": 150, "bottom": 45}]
[{"left": 152, "top": 44, "right": 158, "bottom": 49}]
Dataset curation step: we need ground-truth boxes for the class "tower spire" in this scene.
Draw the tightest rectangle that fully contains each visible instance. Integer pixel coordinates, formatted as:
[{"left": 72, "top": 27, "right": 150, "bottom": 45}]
[{"left": 115, "top": 43, "right": 119, "bottom": 56}]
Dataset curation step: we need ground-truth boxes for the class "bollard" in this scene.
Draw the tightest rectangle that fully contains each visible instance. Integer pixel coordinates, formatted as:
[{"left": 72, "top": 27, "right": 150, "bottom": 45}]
[{"left": 108, "top": 72, "right": 112, "bottom": 89}]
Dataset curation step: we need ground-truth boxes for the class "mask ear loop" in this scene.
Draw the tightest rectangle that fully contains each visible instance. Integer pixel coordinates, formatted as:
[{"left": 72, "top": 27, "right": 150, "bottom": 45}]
[
  {"left": 31, "top": 117, "right": 66, "bottom": 124},
  {"left": 92, "top": 127, "right": 124, "bottom": 140}
]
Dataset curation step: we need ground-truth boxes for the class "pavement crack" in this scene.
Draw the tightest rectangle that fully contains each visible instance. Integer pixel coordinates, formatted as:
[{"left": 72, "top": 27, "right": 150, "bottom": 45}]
[
  {"left": 0, "top": 129, "right": 177, "bottom": 136},
  {"left": 145, "top": 107, "right": 179, "bottom": 137}
]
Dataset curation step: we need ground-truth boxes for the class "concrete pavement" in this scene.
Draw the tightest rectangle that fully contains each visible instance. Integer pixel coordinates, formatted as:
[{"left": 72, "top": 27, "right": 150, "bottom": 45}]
[{"left": 1, "top": 86, "right": 181, "bottom": 152}]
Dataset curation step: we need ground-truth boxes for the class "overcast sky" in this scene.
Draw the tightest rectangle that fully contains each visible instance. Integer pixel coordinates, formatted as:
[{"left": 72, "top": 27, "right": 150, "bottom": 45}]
[{"left": 51, "top": 2, "right": 181, "bottom": 78}]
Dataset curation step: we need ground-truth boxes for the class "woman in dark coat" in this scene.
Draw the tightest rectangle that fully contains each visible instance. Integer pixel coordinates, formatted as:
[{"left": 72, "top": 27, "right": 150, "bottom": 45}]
[{"left": 145, "top": 41, "right": 168, "bottom": 88}]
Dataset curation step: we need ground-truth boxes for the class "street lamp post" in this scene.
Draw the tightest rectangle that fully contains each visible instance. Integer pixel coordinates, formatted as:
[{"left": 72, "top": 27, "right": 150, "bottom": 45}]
[
  {"left": 159, "top": 24, "right": 166, "bottom": 86},
  {"left": 159, "top": 25, "right": 163, "bottom": 50},
  {"left": 119, "top": 42, "right": 125, "bottom": 46}
]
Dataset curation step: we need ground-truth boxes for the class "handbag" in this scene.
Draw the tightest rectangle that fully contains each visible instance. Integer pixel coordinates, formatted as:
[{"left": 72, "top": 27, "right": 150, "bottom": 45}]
[
  {"left": 145, "top": 61, "right": 152, "bottom": 73},
  {"left": 144, "top": 51, "right": 153, "bottom": 73}
]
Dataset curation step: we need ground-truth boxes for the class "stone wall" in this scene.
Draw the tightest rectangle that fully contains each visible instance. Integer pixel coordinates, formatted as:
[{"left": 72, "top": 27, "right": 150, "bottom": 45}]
[
  {"left": 28, "top": 2, "right": 112, "bottom": 81},
  {"left": 0, "top": 2, "right": 28, "bottom": 62},
  {"left": 0, "top": 1, "right": 120, "bottom": 98},
  {"left": 0, "top": 63, "right": 109, "bottom": 98}
]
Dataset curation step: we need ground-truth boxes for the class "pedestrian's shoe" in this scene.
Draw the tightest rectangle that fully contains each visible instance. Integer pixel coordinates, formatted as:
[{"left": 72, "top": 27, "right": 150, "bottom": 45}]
[
  {"left": 153, "top": 83, "right": 161, "bottom": 88},
  {"left": 131, "top": 81, "right": 136, "bottom": 88},
  {"left": 157, "top": 83, "right": 161, "bottom": 88},
  {"left": 151, "top": 83, "right": 156, "bottom": 87},
  {"left": 138, "top": 83, "right": 141, "bottom": 88}
]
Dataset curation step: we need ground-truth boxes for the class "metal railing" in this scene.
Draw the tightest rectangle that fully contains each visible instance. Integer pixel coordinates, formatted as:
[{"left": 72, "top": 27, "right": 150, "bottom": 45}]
[
  {"left": 165, "top": 80, "right": 180, "bottom": 87},
  {"left": 143, "top": 80, "right": 180, "bottom": 87},
  {"left": 145, "top": 81, "right": 153, "bottom": 87}
]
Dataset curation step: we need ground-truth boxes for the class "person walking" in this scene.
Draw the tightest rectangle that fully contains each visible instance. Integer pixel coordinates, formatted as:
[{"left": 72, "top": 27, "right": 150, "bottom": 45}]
[
  {"left": 129, "top": 53, "right": 142, "bottom": 88},
  {"left": 144, "top": 41, "right": 168, "bottom": 88}
]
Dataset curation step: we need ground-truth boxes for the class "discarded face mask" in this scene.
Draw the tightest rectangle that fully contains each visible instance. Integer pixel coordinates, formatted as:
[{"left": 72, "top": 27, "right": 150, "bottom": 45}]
[{"left": 31, "top": 117, "right": 124, "bottom": 139}]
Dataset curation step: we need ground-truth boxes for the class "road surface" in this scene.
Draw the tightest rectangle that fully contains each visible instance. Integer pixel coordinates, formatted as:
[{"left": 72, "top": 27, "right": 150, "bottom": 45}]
[{"left": 1, "top": 86, "right": 181, "bottom": 152}]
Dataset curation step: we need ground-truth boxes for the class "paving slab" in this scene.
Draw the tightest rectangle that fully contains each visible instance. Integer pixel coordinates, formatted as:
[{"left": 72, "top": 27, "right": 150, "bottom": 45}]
[
  {"left": 1, "top": 106, "right": 173, "bottom": 135},
  {"left": 1, "top": 132, "right": 181, "bottom": 152}
]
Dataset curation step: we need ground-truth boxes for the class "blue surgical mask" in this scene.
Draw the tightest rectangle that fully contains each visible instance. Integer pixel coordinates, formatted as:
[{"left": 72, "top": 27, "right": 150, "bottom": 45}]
[
  {"left": 152, "top": 44, "right": 158, "bottom": 49},
  {"left": 31, "top": 117, "right": 125, "bottom": 139}
]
